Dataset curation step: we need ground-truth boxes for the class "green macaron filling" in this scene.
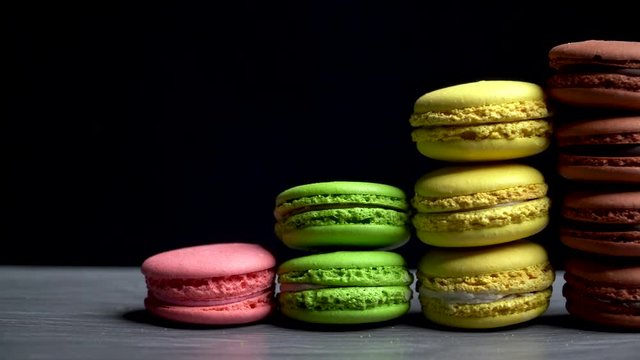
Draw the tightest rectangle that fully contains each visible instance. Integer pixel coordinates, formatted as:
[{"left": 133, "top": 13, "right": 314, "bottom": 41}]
[{"left": 278, "top": 266, "right": 413, "bottom": 287}]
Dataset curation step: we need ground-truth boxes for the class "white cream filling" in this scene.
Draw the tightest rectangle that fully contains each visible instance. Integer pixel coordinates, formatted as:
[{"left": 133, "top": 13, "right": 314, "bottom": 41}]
[{"left": 419, "top": 287, "right": 535, "bottom": 305}]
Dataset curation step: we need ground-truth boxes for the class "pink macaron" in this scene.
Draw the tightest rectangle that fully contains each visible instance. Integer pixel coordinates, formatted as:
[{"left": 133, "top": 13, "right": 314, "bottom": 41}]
[{"left": 141, "top": 242, "right": 277, "bottom": 325}]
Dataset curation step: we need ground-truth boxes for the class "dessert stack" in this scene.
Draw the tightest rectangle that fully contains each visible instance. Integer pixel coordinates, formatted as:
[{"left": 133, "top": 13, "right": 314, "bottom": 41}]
[
  {"left": 547, "top": 39, "right": 640, "bottom": 329},
  {"left": 272, "top": 181, "right": 414, "bottom": 325},
  {"left": 407, "top": 80, "right": 556, "bottom": 329}
]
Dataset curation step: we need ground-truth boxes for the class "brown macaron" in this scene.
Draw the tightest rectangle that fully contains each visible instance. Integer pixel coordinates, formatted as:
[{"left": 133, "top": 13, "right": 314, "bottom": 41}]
[
  {"left": 564, "top": 254, "right": 640, "bottom": 329},
  {"left": 556, "top": 116, "right": 640, "bottom": 183},
  {"left": 548, "top": 40, "right": 640, "bottom": 110},
  {"left": 561, "top": 190, "right": 640, "bottom": 257}
]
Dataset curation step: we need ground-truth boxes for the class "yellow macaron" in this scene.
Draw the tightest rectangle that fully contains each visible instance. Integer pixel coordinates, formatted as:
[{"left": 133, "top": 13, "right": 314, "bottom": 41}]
[
  {"left": 409, "top": 80, "right": 552, "bottom": 162},
  {"left": 411, "top": 163, "right": 550, "bottom": 247},
  {"left": 416, "top": 240, "right": 555, "bottom": 329}
]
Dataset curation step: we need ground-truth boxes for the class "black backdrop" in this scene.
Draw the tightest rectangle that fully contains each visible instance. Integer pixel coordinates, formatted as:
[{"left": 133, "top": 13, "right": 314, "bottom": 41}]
[{"left": 5, "top": 1, "right": 639, "bottom": 267}]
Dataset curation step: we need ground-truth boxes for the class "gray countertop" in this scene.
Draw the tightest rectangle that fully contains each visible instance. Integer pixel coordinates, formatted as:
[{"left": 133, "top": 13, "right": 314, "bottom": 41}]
[{"left": 1, "top": 266, "right": 638, "bottom": 359}]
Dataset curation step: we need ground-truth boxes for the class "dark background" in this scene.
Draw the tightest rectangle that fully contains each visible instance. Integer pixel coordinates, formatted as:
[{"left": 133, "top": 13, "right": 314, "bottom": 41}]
[{"left": 5, "top": 1, "right": 639, "bottom": 268}]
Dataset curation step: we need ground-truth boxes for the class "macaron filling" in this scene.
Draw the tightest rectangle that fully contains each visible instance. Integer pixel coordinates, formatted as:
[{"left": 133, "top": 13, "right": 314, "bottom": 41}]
[
  {"left": 561, "top": 144, "right": 640, "bottom": 156},
  {"left": 552, "top": 64, "right": 640, "bottom": 75},
  {"left": 562, "top": 219, "right": 640, "bottom": 232},
  {"left": 419, "top": 288, "right": 541, "bottom": 305},
  {"left": 420, "top": 289, "right": 552, "bottom": 319}
]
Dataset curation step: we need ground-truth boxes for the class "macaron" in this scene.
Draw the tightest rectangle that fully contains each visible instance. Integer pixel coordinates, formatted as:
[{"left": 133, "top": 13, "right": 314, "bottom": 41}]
[
  {"left": 411, "top": 163, "right": 550, "bottom": 247},
  {"left": 141, "top": 243, "right": 276, "bottom": 325},
  {"left": 277, "top": 251, "right": 414, "bottom": 324},
  {"left": 561, "top": 189, "right": 640, "bottom": 257},
  {"left": 274, "top": 181, "right": 410, "bottom": 250},
  {"left": 548, "top": 39, "right": 640, "bottom": 110},
  {"left": 409, "top": 80, "right": 552, "bottom": 161},
  {"left": 556, "top": 115, "right": 640, "bottom": 183},
  {"left": 564, "top": 254, "right": 640, "bottom": 329},
  {"left": 416, "top": 240, "right": 555, "bottom": 329}
]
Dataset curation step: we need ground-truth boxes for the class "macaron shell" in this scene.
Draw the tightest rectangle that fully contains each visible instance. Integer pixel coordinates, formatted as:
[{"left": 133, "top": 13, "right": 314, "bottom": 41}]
[
  {"left": 280, "top": 302, "right": 411, "bottom": 325},
  {"left": 275, "top": 181, "right": 407, "bottom": 205},
  {"left": 548, "top": 87, "right": 640, "bottom": 111},
  {"left": 277, "top": 286, "right": 412, "bottom": 324},
  {"left": 278, "top": 223, "right": 410, "bottom": 250},
  {"left": 277, "top": 250, "right": 408, "bottom": 272},
  {"left": 141, "top": 243, "right": 276, "bottom": 279},
  {"left": 555, "top": 116, "right": 640, "bottom": 143},
  {"left": 418, "top": 240, "right": 551, "bottom": 277},
  {"left": 414, "top": 164, "right": 546, "bottom": 198},
  {"left": 412, "top": 80, "right": 548, "bottom": 113},
  {"left": 144, "top": 290, "right": 275, "bottom": 325},
  {"left": 558, "top": 161, "right": 640, "bottom": 183},
  {"left": 561, "top": 232, "right": 640, "bottom": 257},
  {"left": 415, "top": 136, "right": 550, "bottom": 162},
  {"left": 563, "top": 191, "right": 640, "bottom": 222},
  {"left": 564, "top": 255, "right": 640, "bottom": 285},
  {"left": 549, "top": 40, "right": 640, "bottom": 69},
  {"left": 416, "top": 215, "right": 549, "bottom": 248}
]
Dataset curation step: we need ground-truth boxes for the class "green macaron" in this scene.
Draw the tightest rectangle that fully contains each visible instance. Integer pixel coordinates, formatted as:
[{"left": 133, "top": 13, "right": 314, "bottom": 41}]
[
  {"left": 277, "top": 251, "right": 414, "bottom": 324},
  {"left": 274, "top": 181, "right": 411, "bottom": 250}
]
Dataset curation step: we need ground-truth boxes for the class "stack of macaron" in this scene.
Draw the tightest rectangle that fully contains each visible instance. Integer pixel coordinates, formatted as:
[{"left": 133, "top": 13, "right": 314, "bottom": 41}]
[
  {"left": 408, "top": 80, "right": 556, "bottom": 329},
  {"left": 547, "top": 39, "right": 640, "bottom": 329},
  {"left": 272, "top": 181, "right": 414, "bottom": 324}
]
